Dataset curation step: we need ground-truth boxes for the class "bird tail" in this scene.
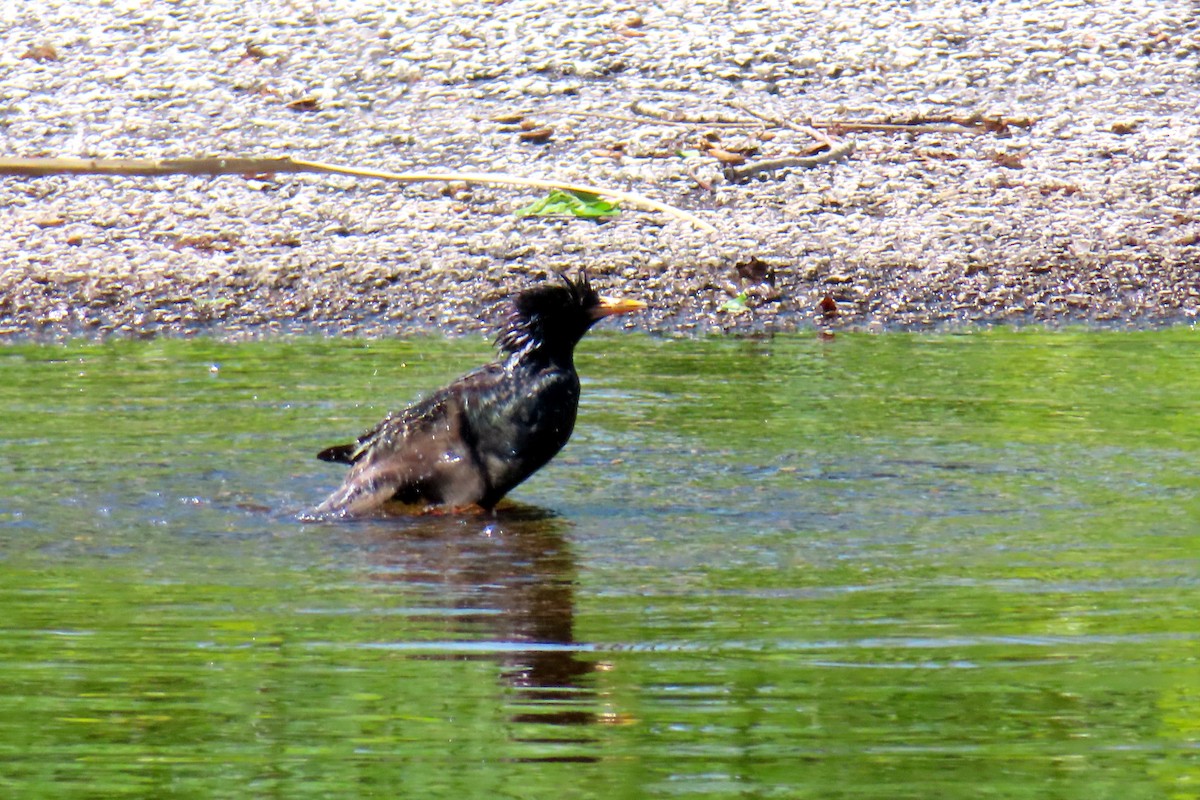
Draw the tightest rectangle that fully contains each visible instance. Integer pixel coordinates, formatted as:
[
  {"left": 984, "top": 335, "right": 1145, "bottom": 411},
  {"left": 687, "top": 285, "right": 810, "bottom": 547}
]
[
  {"left": 309, "top": 472, "right": 401, "bottom": 518},
  {"left": 317, "top": 443, "right": 357, "bottom": 464}
]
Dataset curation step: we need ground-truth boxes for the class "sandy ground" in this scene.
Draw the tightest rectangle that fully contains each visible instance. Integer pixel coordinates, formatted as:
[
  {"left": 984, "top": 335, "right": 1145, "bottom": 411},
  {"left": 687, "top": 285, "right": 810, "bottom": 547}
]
[{"left": 1, "top": 0, "right": 1198, "bottom": 340}]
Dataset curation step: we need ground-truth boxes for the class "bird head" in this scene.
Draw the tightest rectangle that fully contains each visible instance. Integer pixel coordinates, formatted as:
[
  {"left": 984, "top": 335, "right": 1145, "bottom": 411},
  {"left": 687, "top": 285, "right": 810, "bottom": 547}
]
[{"left": 497, "top": 273, "right": 645, "bottom": 359}]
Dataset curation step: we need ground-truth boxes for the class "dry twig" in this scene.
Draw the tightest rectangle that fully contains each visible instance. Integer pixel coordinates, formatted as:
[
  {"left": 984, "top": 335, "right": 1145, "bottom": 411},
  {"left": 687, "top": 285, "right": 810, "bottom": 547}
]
[
  {"left": 723, "top": 143, "right": 856, "bottom": 182},
  {"left": 0, "top": 155, "right": 718, "bottom": 234},
  {"left": 724, "top": 102, "right": 856, "bottom": 181},
  {"left": 629, "top": 100, "right": 751, "bottom": 125}
]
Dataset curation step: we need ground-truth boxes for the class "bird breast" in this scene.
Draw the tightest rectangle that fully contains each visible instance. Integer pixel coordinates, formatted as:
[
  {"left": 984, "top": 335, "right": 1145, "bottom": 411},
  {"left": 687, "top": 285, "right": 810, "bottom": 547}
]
[{"left": 467, "top": 366, "right": 580, "bottom": 493}]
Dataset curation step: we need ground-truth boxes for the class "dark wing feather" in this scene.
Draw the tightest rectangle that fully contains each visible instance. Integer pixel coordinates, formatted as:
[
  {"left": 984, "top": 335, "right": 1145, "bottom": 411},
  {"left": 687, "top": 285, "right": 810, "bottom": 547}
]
[
  {"left": 312, "top": 364, "right": 510, "bottom": 516},
  {"left": 316, "top": 443, "right": 357, "bottom": 464},
  {"left": 315, "top": 366, "right": 487, "bottom": 465}
]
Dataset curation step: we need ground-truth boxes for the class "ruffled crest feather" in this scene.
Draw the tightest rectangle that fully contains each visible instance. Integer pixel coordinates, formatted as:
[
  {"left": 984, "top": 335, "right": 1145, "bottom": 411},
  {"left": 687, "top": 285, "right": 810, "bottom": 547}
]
[{"left": 494, "top": 272, "right": 600, "bottom": 359}]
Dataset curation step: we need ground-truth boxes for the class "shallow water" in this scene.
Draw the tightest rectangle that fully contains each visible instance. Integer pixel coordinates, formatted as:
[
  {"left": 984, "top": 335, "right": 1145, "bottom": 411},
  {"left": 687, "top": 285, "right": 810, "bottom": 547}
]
[{"left": 3, "top": 331, "right": 1200, "bottom": 798}]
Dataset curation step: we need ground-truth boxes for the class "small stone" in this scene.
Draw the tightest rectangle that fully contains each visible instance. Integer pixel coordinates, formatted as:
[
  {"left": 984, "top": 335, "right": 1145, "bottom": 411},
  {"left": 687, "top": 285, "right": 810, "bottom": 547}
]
[{"left": 893, "top": 46, "right": 922, "bottom": 68}]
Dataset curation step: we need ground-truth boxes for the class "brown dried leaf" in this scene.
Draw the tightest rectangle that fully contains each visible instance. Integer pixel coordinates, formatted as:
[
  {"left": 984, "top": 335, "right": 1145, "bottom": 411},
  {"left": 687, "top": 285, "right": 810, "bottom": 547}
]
[
  {"left": 286, "top": 96, "right": 321, "bottom": 112},
  {"left": 706, "top": 147, "right": 746, "bottom": 165},
  {"left": 518, "top": 127, "right": 554, "bottom": 143},
  {"left": 21, "top": 44, "right": 59, "bottom": 62},
  {"left": 735, "top": 256, "right": 772, "bottom": 283}
]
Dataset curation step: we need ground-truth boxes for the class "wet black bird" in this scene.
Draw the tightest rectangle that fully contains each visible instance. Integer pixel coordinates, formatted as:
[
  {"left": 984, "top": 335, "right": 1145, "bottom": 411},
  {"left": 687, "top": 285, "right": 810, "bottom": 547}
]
[{"left": 312, "top": 274, "right": 645, "bottom": 517}]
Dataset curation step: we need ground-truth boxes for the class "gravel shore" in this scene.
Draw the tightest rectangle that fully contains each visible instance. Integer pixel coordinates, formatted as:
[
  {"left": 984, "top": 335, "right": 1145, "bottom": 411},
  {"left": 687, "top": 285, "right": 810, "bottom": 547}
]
[{"left": 1, "top": 1, "right": 1198, "bottom": 340}]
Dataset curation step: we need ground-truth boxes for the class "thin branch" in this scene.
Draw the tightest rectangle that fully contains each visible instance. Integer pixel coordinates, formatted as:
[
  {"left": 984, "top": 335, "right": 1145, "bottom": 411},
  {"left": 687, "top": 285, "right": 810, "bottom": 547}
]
[
  {"left": 0, "top": 155, "right": 718, "bottom": 234},
  {"left": 729, "top": 102, "right": 800, "bottom": 133},
  {"left": 816, "top": 120, "right": 988, "bottom": 134},
  {"left": 629, "top": 100, "right": 752, "bottom": 126},
  {"left": 500, "top": 107, "right": 978, "bottom": 134},
  {"left": 510, "top": 103, "right": 1026, "bottom": 137},
  {"left": 723, "top": 141, "right": 856, "bottom": 182},
  {"left": 0, "top": 156, "right": 306, "bottom": 177},
  {"left": 562, "top": 109, "right": 760, "bottom": 128}
]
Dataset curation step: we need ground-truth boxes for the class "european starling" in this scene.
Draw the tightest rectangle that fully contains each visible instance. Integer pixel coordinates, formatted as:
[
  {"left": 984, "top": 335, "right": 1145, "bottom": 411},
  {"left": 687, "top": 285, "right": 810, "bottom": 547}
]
[{"left": 312, "top": 274, "right": 645, "bottom": 517}]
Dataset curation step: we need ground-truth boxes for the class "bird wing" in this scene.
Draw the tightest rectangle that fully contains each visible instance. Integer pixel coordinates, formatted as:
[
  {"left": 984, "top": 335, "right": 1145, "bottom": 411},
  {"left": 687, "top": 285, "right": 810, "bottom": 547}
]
[
  {"left": 312, "top": 365, "right": 509, "bottom": 516},
  {"left": 318, "top": 363, "right": 506, "bottom": 464},
  {"left": 315, "top": 404, "right": 432, "bottom": 466}
]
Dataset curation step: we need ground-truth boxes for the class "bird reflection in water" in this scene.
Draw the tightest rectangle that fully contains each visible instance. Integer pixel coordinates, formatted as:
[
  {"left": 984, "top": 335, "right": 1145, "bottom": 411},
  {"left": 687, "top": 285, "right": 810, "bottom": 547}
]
[{"left": 345, "top": 504, "right": 605, "bottom": 762}]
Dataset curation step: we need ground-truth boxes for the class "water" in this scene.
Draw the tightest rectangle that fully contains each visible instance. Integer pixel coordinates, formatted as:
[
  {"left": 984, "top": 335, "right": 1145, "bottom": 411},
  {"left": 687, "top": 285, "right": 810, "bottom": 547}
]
[{"left": 2, "top": 331, "right": 1200, "bottom": 798}]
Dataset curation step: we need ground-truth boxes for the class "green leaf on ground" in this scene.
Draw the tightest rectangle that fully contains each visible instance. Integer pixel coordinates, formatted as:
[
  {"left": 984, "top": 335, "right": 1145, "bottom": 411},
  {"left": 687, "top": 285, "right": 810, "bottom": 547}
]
[
  {"left": 515, "top": 189, "right": 621, "bottom": 219},
  {"left": 718, "top": 292, "right": 751, "bottom": 314}
]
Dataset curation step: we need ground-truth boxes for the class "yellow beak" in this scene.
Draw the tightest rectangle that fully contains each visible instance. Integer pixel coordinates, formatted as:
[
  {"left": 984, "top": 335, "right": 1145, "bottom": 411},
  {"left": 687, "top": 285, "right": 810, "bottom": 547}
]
[{"left": 591, "top": 295, "right": 647, "bottom": 319}]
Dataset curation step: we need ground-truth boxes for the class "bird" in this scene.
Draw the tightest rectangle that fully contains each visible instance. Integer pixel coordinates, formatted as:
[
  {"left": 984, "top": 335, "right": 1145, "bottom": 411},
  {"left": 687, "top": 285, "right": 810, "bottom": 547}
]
[{"left": 311, "top": 273, "right": 645, "bottom": 518}]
